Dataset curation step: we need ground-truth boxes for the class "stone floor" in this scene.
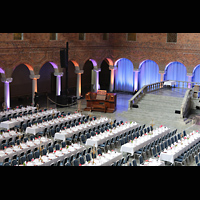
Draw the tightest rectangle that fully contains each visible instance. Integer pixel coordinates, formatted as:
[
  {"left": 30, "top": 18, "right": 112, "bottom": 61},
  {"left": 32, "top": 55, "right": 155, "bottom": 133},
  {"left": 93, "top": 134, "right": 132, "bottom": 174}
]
[{"left": 37, "top": 88, "right": 200, "bottom": 166}]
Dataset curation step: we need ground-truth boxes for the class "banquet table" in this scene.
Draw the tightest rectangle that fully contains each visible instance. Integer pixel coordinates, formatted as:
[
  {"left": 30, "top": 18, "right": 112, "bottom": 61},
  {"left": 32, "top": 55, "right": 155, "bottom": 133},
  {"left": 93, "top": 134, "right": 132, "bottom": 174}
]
[
  {"left": 164, "top": 81, "right": 176, "bottom": 87},
  {"left": 0, "top": 106, "right": 37, "bottom": 120},
  {"left": 85, "top": 121, "right": 139, "bottom": 147},
  {"left": 54, "top": 117, "right": 110, "bottom": 141},
  {"left": 159, "top": 131, "right": 200, "bottom": 163},
  {"left": 0, "top": 137, "right": 52, "bottom": 163},
  {"left": 0, "top": 109, "right": 60, "bottom": 130},
  {"left": 21, "top": 143, "right": 86, "bottom": 166},
  {"left": 140, "top": 157, "right": 165, "bottom": 166},
  {"left": 26, "top": 113, "right": 85, "bottom": 135},
  {"left": 0, "top": 130, "right": 23, "bottom": 144},
  {"left": 120, "top": 126, "right": 170, "bottom": 155},
  {"left": 83, "top": 150, "right": 123, "bottom": 166}
]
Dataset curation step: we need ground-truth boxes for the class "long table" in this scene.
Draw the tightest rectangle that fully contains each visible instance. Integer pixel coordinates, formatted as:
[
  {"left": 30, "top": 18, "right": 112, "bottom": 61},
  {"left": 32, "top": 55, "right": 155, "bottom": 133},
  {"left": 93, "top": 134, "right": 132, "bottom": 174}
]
[
  {"left": 120, "top": 126, "right": 170, "bottom": 155},
  {"left": 26, "top": 113, "right": 85, "bottom": 135},
  {"left": 0, "top": 137, "right": 52, "bottom": 163},
  {"left": 54, "top": 117, "right": 110, "bottom": 141},
  {"left": 21, "top": 143, "right": 86, "bottom": 166},
  {"left": 160, "top": 131, "right": 200, "bottom": 163},
  {"left": 85, "top": 122, "right": 139, "bottom": 147},
  {"left": 82, "top": 151, "right": 123, "bottom": 166},
  {"left": 0, "top": 109, "right": 60, "bottom": 130}
]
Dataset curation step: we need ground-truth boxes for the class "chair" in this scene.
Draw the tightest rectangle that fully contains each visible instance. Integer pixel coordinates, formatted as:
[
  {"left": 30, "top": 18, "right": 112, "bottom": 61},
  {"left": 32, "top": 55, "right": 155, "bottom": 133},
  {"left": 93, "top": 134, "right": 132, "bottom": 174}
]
[
  {"left": 139, "top": 156, "right": 144, "bottom": 165},
  {"left": 79, "top": 156, "right": 85, "bottom": 165},
  {"left": 55, "top": 144, "right": 60, "bottom": 151},
  {"left": 42, "top": 148, "right": 47, "bottom": 156},
  {"left": 194, "top": 155, "right": 199, "bottom": 165},
  {"left": 27, "top": 153, "right": 33, "bottom": 161},
  {"left": 80, "top": 134, "right": 86, "bottom": 144},
  {"left": 48, "top": 146, "right": 53, "bottom": 153},
  {"left": 86, "top": 153, "right": 91, "bottom": 162},
  {"left": 132, "top": 159, "right": 137, "bottom": 166},
  {"left": 34, "top": 151, "right": 40, "bottom": 159},
  {"left": 11, "top": 159, "right": 18, "bottom": 166}
]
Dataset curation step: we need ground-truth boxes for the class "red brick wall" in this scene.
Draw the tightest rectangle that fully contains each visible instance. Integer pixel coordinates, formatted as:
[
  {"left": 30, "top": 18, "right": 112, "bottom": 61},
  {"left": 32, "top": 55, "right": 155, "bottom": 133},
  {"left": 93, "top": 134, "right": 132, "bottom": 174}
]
[{"left": 0, "top": 33, "right": 200, "bottom": 98}]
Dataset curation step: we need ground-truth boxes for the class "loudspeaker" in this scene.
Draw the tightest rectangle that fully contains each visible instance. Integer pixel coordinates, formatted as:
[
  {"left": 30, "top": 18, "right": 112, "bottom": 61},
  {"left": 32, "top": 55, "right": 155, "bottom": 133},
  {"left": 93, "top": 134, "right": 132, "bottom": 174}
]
[
  {"left": 175, "top": 110, "right": 180, "bottom": 114},
  {"left": 60, "top": 49, "right": 67, "bottom": 68},
  {"left": 132, "top": 104, "right": 139, "bottom": 108}
]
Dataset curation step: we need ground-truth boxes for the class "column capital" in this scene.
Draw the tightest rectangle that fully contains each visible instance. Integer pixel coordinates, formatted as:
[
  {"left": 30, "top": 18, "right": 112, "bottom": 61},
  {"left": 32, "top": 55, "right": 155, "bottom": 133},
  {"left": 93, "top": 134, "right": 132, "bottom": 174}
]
[
  {"left": 93, "top": 68, "right": 101, "bottom": 73},
  {"left": 54, "top": 72, "right": 64, "bottom": 77},
  {"left": 109, "top": 66, "right": 117, "bottom": 71},
  {"left": 29, "top": 74, "right": 40, "bottom": 79},
  {"left": 75, "top": 70, "right": 84, "bottom": 74},
  {"left": 1, "top": 77, "right": 13, "bottom": 83}
]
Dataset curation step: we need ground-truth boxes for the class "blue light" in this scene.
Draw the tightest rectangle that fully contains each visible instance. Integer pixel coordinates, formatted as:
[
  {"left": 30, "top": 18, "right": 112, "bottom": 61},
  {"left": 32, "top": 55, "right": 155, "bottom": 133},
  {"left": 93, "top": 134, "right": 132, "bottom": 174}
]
[
  {"left": 114, "top": 58, "right": 134, "bottom": 92},
  {"left": 138, "top": 60, "right": 160, "bottom": 89},
  {"left": 164, "top": 61, "right": 187, "bottom": 87}
]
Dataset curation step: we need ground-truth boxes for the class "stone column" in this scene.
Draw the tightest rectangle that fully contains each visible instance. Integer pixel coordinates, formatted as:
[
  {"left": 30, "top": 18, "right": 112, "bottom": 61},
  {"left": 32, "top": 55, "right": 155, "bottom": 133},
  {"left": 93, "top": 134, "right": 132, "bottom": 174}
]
[
  {"left": 1, "top": 77, "right": 13, "bottom": 109},
  {"left": 134, "top": 70, "right": 139, "bottom": 91},
  {"left": 29, "top": 74, "right": 40, "bottom": 106},
  {"left": 54, "top": 72, "right": 64, "bottom": 96},
  {"left": 92, "top": 68, "right": 101, "bottom": 92},
  {"left": 75, "top": 69, "right": 84, "bottom": 99},
  {"left": 109, "top": 66, "right": 117, "bottom": 92}
]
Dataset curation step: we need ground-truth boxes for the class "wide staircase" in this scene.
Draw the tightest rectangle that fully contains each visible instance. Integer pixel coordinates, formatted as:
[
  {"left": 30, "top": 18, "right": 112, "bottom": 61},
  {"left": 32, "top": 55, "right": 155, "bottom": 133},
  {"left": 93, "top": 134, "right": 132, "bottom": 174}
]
[{"left": 118, "top": 89, "right": 189, "bottom": 130}]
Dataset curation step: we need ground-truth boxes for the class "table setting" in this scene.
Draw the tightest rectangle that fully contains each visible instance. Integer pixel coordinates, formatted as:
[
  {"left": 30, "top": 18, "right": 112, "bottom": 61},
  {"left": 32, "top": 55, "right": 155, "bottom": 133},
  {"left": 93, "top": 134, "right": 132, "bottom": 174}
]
[
  {"left": 120, "top": 126, "right": 170, "bottom": 155},
  {"left": 82, "top": 150, "right": 123, "bottom": 166},
  {"left": 54, "top": 116, "right": 110, "bottom": 141},
  {"left": 159, "top": 130, "right": 200, "bottom": 163},
  {"left": 85, "top": 121, "right": 139, "bottom": 147}
]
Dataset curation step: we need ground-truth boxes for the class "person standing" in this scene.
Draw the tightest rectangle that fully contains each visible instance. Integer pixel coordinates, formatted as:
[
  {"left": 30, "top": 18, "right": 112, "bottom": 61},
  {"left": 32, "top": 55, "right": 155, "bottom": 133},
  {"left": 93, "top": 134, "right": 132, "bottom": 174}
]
[{"left": 34, "top": 92, "right": 39, "bottom": 107}]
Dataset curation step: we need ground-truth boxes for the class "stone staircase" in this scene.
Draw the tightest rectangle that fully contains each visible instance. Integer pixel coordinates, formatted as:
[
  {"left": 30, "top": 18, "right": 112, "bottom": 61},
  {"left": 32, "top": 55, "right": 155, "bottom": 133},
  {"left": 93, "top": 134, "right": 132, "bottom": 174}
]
[{"left": 118, "top": 90, "right": 190, "bottom": 130}]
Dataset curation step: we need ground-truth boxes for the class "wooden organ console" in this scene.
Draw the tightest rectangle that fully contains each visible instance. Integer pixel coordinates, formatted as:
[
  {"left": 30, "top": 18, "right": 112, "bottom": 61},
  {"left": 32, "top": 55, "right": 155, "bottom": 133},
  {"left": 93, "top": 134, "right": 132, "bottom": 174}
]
[{"left": 84, "top": 90, "right": 117, "bottom": 113}]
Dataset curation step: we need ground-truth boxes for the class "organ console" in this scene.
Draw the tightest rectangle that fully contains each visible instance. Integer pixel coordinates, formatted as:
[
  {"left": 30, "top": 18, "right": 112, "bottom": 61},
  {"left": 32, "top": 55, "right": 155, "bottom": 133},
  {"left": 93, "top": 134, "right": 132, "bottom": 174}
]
[{"left": 84, "top": 90, "right": 117, "bottom": 113}]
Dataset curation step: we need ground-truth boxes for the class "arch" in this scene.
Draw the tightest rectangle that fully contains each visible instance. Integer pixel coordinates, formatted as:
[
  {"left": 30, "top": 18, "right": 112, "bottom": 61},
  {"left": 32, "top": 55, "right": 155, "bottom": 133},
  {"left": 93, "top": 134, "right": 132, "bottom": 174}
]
[
  {"left": 82, "top": 59, "right": 95, "bottom": 95},
  {"left": 138, "top": 59, "right": 160, "bottom": 89},
  {"left": 99, "top": 59, "right": 110, "bottom": 91},
  {"left": 192, "top": 64, "right": 200, "bottom": 83},
  {"left": 164, "top": 61, "right": 187, "bottom": 87},
  {"left": 38, "top": 62, "right": 57, "bottom": 95},
  {"left": 11, "top": 64, "right": 32, "bottom": 101},
  {"left": 89, "top": 59, "right": 97, "bottom": 68},
  {"left": 114, "top": 58, "right": 134, "bottom": 92},
  {"left": 12, "top": 63, "right": 34, "bottom": 76},
  {"left": 104, "top": 58, "right": 113, "bottom": 66}
]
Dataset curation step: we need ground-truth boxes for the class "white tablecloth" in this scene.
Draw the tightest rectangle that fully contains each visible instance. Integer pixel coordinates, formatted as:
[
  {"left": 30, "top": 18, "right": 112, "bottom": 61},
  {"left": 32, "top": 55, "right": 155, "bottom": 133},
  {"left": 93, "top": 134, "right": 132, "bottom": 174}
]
[
  {"left": 0, "top": 109, "right": 60, "bottom": 130},
  {"left": 83, "top": 150, "right": 122, "bottom": 166},
  {"left": 164, "top": 81, "right": 176, "bottom": 86},
  {"left": 85, "top": 122, "right": 139, "bottom": 147},
  {"left": 54, "top": 117, "right": 110, "bottom": 141},
  {"left": 160, "top": 131, "right": 200, "bottom": 163},
  {"left": 140, "top": 157, "right": 165, "bottom": 166},
  {"left": 0, "top": 137, "right": 52, "bottom": 162},
  {"left": 120, "top": 126, "right": 170, "bottom": 155},
  {"left": 26, "top": 113, "right": 84, "bottom": 135},
  {"left": 22, "top": 143, "right": 86, "bottom": 166}
]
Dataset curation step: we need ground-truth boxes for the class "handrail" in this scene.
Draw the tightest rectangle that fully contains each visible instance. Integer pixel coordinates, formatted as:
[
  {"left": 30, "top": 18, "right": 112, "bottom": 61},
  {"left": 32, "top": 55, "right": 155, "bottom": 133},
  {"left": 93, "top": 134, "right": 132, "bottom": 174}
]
[
  {"left": 128, "top": 81, "right": 165, "bottom": 109},
  {"left": 180, "top": 89, "right": 192, "bottom": 118},
  {"left": 128, "top": 80, "right": 200, "bottom": 110}
]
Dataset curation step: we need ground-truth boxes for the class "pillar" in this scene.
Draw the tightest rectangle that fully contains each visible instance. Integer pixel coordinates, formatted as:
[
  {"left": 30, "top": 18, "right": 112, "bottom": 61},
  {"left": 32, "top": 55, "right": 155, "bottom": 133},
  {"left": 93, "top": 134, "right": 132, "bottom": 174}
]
[
  {"left": 29, "top": 74, "right": 40, "bottom": 106},
  {"left": 92, "top": 68, "right": 101, "bottom": 92},
  {"left": 134, "top": 70, "right": 139, "bottom": 91},
  {"left": 109, "top": 66, "right": 117, "bottom": 92},
  {"left": 75, "top": 70, "right": 84, "bottom": 99},
  {"left": 54, "top": 72, "right": 64, "bottom": 96},
  {"left": 159, "top": 71, "right": 165, "bottom": 82},
  {"left": 1, "top": 77, "right": 13, "bottom": 109}
]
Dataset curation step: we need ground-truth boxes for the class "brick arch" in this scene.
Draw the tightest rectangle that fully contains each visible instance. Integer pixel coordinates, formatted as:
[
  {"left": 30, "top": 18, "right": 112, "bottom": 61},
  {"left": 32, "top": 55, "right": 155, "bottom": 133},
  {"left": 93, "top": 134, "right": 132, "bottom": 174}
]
[{"left": 12, "top": 63, "right": 35, "bottom": 76}]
